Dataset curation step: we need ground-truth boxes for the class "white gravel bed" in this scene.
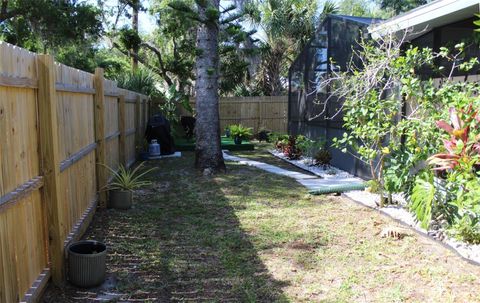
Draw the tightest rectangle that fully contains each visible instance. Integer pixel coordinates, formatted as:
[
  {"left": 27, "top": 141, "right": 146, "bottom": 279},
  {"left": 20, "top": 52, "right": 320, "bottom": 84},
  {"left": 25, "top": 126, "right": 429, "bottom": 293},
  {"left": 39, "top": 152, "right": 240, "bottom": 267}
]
[
  {"left": 269, "top": 150, "right": 355, "bottom": 180},
  {"left": 269, "top": 149, "right": 480, "bottom": 265}
]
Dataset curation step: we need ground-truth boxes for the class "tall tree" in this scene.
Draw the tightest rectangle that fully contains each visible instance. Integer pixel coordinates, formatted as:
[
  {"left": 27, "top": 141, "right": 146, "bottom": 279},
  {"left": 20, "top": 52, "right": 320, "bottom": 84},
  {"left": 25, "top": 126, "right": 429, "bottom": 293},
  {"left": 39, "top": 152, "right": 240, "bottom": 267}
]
[
  {"left": 194, "top": 0, "right": 225, "bottom": 173},
  {"left": 0, "top": 0, "right": 101, "bottom": 52},
  {"left": 112, "top": 0, "right": 255, "bottom": 97},
  {"left": 377, "top": 0, "right": 427, "bottom": 14},
  {"left": 337, "top": 0, "right": 382, "bottom": 17},
  {"left": 121, "top": 0, "right": 143, "bottom": 71}
]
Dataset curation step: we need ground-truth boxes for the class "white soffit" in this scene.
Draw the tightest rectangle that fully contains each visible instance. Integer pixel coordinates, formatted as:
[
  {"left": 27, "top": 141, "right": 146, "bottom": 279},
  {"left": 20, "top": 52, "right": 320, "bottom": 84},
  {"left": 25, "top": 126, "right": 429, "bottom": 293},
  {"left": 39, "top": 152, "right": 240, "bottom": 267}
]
[{"left": 368, "top": 0, "right": 480, "bottom": 40}]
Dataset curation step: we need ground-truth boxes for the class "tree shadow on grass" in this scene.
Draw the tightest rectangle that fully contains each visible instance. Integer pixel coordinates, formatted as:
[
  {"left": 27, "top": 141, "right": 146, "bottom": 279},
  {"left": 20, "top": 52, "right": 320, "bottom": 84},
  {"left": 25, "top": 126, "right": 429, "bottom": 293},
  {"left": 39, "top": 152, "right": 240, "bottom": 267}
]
[
  {"left": 143, "top": 156, "right": 291, "bottom": 302},
  {"left": 42, "top": 153, "right": 291, "bottom": 302}
]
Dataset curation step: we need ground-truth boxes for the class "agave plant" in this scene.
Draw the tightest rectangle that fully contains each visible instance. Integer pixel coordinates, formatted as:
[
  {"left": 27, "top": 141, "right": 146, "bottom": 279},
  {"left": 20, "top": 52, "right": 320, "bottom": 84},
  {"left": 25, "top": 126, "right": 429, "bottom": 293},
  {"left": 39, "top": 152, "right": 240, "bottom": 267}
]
[
  {"left": 101, "top": 162, "right": 156, "bottom": 191},
  {"left": 427, "top": 105, "right": 480, "bottom": 171}
]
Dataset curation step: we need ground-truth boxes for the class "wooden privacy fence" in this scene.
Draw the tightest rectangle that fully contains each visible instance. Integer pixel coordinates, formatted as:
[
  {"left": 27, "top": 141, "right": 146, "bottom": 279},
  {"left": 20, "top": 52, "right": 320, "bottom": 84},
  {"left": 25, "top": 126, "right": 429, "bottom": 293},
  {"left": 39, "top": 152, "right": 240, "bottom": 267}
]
[
  {"left": 176, "top": 96, "right": 288, "bottom": 134},
  {"left": 218, "top": 96, "right": 288, "bottom": 133},
  {"left": 0, "top": 42, "right": 148, "bottom": 302}
]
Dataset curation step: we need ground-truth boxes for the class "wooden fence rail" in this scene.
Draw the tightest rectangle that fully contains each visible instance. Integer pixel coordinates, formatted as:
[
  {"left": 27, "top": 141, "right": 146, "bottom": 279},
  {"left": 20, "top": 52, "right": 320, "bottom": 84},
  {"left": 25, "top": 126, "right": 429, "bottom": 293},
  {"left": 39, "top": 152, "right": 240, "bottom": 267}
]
[{"left": 0, "top": 42, "right": 149, "bottom": 302}]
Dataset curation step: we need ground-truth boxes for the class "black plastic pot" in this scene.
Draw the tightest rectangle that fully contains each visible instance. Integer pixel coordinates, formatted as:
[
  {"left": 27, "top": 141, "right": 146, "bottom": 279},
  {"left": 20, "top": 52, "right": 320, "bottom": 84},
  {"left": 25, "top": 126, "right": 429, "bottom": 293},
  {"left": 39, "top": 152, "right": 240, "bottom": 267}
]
[
  {"left": 233, "top": 136, "right": 243, "bottom": 145},
  {"left": 109, "top": 190, "right": 133, "bottom": 209},
  {"left": 68, "top": 240, "right": 106, "bottom": 288}
]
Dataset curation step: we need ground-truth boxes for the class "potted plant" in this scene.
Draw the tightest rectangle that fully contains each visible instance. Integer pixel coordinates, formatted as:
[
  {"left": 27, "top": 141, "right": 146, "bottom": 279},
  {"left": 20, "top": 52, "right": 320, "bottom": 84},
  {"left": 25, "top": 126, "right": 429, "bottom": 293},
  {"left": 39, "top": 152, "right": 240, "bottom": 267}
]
[
  {"left": 229, "top": 124, "right": 252, "bottom": 145},
  {"left": 101, "top": 163, "right": 155, "bottom": 209}
]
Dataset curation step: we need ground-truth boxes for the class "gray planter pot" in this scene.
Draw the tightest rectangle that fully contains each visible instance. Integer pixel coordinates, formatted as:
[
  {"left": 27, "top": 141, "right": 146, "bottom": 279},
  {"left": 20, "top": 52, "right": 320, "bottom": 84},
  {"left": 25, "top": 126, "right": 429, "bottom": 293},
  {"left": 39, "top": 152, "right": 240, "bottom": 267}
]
[
  {"left": 109, "top": 190, "right": 133, "bottom": 209},
  {"left": 68, "top": 240, "right": 106, "bottom": 288}
]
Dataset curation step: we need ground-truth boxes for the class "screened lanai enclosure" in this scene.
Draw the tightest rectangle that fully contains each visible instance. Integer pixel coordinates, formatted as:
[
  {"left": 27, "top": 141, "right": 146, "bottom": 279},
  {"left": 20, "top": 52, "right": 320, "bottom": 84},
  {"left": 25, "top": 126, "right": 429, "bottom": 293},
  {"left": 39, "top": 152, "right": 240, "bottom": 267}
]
[{"left": 288, "top": 15, "right": 381, "bottom": 178}]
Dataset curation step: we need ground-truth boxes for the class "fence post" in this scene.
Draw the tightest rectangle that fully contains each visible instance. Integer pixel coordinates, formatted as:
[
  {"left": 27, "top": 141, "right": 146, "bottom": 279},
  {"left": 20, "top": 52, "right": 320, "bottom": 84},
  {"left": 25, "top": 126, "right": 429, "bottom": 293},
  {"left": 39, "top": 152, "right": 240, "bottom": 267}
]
[
  {"left": 144, "top": 97, "right": 149, "bottom": 129},
  {"left": 135, "top": 95, "right": 142, "bottom": 156},
  {"left": 118, "top": 94, "right": 127, "bottom": 167},
  {"left": 37, "top": 54, "right": 65, "bottom": 285},
  {"left": 257, "top": 98, "right": 262, "bottom": 133},
  {"left": 94, "top": 68, "right": 107, "bottom": 208}
]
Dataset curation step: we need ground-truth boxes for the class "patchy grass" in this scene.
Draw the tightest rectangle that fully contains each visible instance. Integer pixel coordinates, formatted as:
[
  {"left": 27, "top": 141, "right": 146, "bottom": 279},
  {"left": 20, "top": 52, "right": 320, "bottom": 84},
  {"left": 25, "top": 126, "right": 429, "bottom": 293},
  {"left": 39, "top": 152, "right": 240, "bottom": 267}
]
[{"left": 43, "top": 148, "right": 480, "bottom": 302}]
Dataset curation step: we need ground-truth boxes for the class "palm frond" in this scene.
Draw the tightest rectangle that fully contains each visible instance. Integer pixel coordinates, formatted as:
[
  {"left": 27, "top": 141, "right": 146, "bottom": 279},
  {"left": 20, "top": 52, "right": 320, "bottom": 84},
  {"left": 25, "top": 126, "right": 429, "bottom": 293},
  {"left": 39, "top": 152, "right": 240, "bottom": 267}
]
[{"left": 410, "top": 174, "right": 436, "bottom": 229}]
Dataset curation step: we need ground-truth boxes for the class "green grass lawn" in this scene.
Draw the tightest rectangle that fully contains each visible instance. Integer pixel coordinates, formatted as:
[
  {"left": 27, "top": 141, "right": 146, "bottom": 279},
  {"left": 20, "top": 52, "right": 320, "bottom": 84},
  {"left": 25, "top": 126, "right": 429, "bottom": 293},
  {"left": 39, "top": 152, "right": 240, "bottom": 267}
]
[
  {"left": 175, "top": 136, "right": 255, "bottom": 151},
  {"left": 43, "top": 147, "right": 480, "bottom": 302}
]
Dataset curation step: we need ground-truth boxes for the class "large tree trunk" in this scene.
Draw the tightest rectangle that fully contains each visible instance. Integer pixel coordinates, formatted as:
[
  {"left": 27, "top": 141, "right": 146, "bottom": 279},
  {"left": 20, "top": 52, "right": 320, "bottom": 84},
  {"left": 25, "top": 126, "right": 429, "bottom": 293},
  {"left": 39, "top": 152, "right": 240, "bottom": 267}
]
[
  {"left": 194, "top": 0, "right": 225, "bottom": 173},
  {"left": 131, "top": 0, "right": 139, "bottom": 71}
]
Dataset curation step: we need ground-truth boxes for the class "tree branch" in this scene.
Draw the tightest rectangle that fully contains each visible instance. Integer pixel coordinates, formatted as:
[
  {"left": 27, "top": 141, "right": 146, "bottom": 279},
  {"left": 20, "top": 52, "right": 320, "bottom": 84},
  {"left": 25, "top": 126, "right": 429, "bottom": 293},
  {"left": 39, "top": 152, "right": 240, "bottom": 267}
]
[
  {"left": 139, "top": 42, "right": 174, "bottom": 86},
  {"left": 113, "top": 42, "right": 169, "bottom": 82}
]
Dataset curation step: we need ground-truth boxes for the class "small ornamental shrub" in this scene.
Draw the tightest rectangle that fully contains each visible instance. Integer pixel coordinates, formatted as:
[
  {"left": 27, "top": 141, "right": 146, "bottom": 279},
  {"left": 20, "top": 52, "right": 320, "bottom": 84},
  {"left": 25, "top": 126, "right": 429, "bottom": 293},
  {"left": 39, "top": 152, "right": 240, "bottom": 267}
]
[
  {"left": 314, "top": 149, "right": 332, "bottom": 168},
  {"left": 270, "top": 133, "right": 289, "bottom": 151},
  {"left": 257, "top": 128, "right": 271, "bottom": 142},
  {"left": 283, "top": 136, "right": 302, "bottom": 160}
]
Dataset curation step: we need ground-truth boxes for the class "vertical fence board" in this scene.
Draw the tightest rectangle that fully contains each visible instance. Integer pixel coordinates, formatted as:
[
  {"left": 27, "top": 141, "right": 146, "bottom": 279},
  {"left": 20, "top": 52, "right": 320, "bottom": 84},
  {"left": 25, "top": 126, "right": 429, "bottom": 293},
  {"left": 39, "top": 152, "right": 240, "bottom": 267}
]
[
  {"left": 94, "top": 68, "right": 107, "bottom": 208},
  {"left": 119, "top": 94, "right": 127, "bottom": 166},
  {"left": 135, "top": 96, "right": 142, "bottom": 155},
  {"left": 38, "top": 54, "right": 65, "bottom": 285}
]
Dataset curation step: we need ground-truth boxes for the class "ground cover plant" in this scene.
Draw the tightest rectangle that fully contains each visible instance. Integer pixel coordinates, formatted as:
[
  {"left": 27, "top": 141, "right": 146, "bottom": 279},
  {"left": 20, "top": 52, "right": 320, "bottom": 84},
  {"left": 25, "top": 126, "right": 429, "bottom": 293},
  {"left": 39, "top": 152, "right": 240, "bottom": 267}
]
[{"left": 42, "top": 149, "right": 480, "bottom": 302}]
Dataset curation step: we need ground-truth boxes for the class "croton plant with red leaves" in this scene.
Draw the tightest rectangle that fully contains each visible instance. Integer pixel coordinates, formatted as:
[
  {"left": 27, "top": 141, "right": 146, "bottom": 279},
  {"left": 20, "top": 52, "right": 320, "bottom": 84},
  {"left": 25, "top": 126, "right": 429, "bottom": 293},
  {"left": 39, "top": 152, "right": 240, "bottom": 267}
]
[{"left": 428, "top": 104, "right": 480, "bottom": 171}]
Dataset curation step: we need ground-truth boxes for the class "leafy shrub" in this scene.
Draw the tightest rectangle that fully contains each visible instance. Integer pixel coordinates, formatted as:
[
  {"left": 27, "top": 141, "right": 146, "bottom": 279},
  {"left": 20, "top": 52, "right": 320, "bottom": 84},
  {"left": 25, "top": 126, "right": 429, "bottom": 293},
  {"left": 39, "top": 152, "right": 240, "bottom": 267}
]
[
  {"left": 269, "top": 133, "right": 289, "bottom": 151},
  {"left": 331, "top": 37, "right": 480, "bottom": 202},
  {"left": 256, "top": 128, "right": 271, "bottom": 142},
  {"left": 421, "top": 103, "right": 480, "bottom": 242},
  {"left": 451, "top": 215, "right": 480, "bottom": 244},
  {"left": 283, "top": 136, "right": 302, "bottom": 160}
]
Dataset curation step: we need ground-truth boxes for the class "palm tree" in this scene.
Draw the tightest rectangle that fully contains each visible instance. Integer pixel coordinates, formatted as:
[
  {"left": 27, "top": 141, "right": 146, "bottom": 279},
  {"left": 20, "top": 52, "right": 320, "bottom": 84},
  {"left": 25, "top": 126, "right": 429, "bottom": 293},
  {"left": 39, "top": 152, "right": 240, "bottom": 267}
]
[
  {"left": 321, "top": 0, "right": 340, "bottom": 19},
  {"left": 250, "top": 0, "right": 317, "bottom": 95}
]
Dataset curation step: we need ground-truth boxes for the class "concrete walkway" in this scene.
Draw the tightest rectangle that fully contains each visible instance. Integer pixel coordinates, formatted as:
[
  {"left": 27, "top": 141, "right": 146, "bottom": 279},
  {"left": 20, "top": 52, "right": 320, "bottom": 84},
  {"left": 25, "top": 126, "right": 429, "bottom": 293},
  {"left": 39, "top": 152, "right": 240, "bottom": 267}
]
[{"left": 223, "top": 152, "right": 364, "bottom": 192}]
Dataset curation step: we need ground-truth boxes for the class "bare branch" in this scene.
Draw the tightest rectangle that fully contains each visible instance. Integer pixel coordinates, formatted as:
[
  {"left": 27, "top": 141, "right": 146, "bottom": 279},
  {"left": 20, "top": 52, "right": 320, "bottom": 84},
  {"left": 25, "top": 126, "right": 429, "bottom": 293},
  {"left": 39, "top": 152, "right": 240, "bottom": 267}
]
[{"left": 140, "top": 42, "right": 174, "bottom": 86}]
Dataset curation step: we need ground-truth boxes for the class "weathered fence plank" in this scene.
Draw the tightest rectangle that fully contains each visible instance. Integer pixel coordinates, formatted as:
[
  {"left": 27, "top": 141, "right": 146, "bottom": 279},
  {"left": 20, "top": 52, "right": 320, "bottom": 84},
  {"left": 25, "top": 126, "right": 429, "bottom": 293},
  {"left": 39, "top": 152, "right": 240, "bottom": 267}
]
[
  {"left": 94, "top": 68, "right": 108, "bottom": 208},
  {"left": 119, "top": 94, "right": 127, "bottom": 166},
  {"left": 37, "top": 54, "right": 65, "bottom": 286}
]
